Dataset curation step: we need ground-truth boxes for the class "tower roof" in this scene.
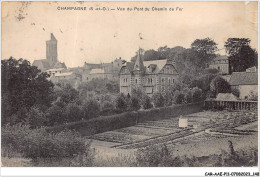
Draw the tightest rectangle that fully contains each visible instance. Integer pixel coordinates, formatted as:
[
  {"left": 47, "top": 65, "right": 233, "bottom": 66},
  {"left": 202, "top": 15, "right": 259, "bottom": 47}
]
[
  {"left": 50, "top": 33, "right": 57, "bottom": 41},
  {"left": 133, "top": 48, "right": 144, "bottom": 71}
]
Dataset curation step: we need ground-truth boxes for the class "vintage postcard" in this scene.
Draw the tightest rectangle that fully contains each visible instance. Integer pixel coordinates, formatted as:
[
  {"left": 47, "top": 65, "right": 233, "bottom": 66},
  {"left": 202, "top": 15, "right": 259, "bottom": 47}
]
[{"left": 1, "top": 1, "right": 259, "bottom": 176}]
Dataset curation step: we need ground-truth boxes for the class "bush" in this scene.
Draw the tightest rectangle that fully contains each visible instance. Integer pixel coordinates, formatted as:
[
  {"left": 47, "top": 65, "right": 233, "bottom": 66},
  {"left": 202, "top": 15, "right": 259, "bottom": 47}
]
[
  {"left": 2, "top": 124, "right": 92, "bottom": 161},
  {"left": 25, "top": 106, "right": 47, "bottom": 128},
  {"left": 173, "top": 90, "right": 185, "bottom": 104},
  {"left": 248, "top": 91, "right": 258, "bottom": 101},
  {"left": 152, "top": 93, "right": 165, "bottom": 107},
  {"left": 164, "top": 91, "right": 174, "bottom": 106},
  {"left": 115, "top": 94, "right": 128, "bottom": 112},
  {"left": 45, "top": 104, "right": 65, "bottom": 126},
  {"left": 136, "top": 144, "right": 181, "bottom": 167},
  {"left": 183, "top": 88, "right": 193, "bottom": 104},
  {"left": 231, "top": 88, "right": 240, "bottom": 98},
  {"left": 46, "top": 102, "right": 203, "bottom": 136},
  {"left": 142, "top": 95, "right": 153, "bottom": 109},
  {"left": 82, "top": 99, "right": 100, "bottom": 119},
  {"left": 129, "top": 96, "right": 141, "bottom": 111},
  {"left": 192, "top": 87, "right": 203, "bottom": 102},
  {"left": 64, "top": 103, "right": 83, "bottom": 122},
  {"left": 210, "top": 76, "right": 231, "bottom": 97}
]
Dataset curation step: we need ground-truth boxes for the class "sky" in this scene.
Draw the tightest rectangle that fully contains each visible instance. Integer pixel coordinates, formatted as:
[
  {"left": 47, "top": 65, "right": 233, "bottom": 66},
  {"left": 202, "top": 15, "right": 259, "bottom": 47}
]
[{"left": 2, "top": 1, "right": 258, "bottom": 68}]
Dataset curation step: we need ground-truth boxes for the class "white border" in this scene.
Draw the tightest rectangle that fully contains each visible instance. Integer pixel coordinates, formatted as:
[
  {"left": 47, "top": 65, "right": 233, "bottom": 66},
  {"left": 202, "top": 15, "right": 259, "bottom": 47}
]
[{"left": 1, "top": 0, "right": 260, "bottom": 176}]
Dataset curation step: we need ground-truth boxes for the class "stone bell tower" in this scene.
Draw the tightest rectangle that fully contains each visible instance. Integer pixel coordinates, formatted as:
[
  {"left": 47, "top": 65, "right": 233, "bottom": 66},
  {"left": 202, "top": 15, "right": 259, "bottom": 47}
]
[{"left": 46, "top": 33, "right": 58, "bottom": 67}]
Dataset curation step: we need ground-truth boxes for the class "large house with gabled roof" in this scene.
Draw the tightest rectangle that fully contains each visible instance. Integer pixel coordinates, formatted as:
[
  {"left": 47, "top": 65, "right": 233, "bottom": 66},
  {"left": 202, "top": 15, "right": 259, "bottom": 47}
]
[{"left": 119, "top": 49, "right": 179, "bottom": 96}]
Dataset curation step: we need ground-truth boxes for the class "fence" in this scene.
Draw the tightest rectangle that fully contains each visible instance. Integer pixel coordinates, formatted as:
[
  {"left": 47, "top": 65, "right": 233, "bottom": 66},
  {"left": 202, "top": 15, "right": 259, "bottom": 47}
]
[{"left": 204, "top": 100, "right": 257, "bottom": 110}]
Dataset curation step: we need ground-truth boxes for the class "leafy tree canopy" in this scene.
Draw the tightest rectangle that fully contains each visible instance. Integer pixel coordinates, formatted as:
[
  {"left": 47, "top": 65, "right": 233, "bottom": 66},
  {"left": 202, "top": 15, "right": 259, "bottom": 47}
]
[
  {"left": 224, "top": 38, "right": 257, "bottom": 72},
  {"left": 2, "top": 57, "right": 54, "bottom": 124}
]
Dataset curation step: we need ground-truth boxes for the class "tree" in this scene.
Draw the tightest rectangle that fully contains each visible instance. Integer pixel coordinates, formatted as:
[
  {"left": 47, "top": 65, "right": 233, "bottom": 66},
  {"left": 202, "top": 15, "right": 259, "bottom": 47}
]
[
  {"left": 191, "top": 38, "right": 218, "bottom": 68},
  {"left": 143, "top": 49, "right": 159, "bottom": 61},
  {"left": 53, "top": 83, "right": 79, "bottom": 104},
  {"left": 210, "top": 76, "right": 231, "bottom": 97},
  {"left": 173, "top": 90, "right": 185, "bottom": 104},
  {"left": 173, "top": 49, "right": 202, "bottom": 75},
  {"left": 129, "top": 96, "right": 141, "bottom": 111},
  {"left": 164, "top": 91, "right": 174, "bottom": 106},
  {"left": 45, "top": 104, "right": 65, "bottom": 126},
  {"left": 152, "top": 93, "right": 165, "bottom": 107},
  {"left": 142, "top": 95, "right": 153, "bottom": 109},
  {"left": 157, "top": 46, "right": 170, "bottom": 59},
  {"left": 1, "top": 57, "right": 54, "bottom": 125},
  {"left": 25, "top": 106, "right": 46, "bottom": 128},
  {"left": 100, "top": 100, "right": 115, "bottom": 116},
  {"left": 64, "top": 103, "right": 83, "bottom": 122},
  {"left": 224, "top": 38, "right": 257, "bottom": 73},
  {"left": 115, "top": 93, "right": 128, "bottom": 112},
  {"left": 183, "top": 88, "right": 193, "bottom": 104},
  {"left": 191, "top": 38, "right": 218, "bottom": 55},
  {"left": 82, "top": 99, "right": 100, "bottom": 119}
]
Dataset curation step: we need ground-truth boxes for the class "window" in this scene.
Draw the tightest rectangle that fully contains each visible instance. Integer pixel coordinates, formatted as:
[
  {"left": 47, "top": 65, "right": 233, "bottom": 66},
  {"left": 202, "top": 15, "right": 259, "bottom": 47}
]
[
  {"left": 166, "top": 66, "right": 170, "bottom": 73},
  {"left": 136, "top": 79, "right": 138, "bottom": 84},
  {"left": 161, "top": 78, "right": 164, "bottom": 83},
  {"left": 162, "top": 86, "right": 165, "bottom": 92},
  {"left": 172, "top": 78, "right": 175, "bottom": 83}
]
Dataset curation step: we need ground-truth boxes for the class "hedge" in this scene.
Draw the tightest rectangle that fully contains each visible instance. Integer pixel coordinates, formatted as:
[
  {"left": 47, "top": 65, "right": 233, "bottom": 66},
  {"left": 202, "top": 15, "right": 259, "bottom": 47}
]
[{"left": 46, "top": 102, "right": 203, "bottom": 136}]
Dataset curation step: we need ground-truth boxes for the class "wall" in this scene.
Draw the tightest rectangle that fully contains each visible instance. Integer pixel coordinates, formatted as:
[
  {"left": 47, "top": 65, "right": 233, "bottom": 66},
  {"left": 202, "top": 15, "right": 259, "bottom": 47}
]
[
  {"left": 46, "top": 102, "right": 203, "bottom": 136},
  {"left": 239, "top": 85, "right": 258, "bottom": 99},
  {"left": 209, "top": 63, "right": 229, "bottom": 74}
]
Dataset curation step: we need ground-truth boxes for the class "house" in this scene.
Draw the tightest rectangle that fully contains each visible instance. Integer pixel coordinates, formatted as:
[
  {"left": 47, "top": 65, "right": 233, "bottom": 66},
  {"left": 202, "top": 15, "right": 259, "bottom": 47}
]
[
  {"left": 229, "top": 70, "right": 258, "bottom": 100},
  {"left": 46, "top": 68, "right": 66, "bottom": 77},
  {"left": 82, "top": 58, "right": 125, "bottom": 82},
  {"left": 119, "top": 48, "right": 179, "bottom": 96},
  {"left": 209, "top": 55, "right": 229, "bottom": 75},
  {"left": 216, "top": 93, "right": 238, "bottom": 101},
  {"left": 50, "top": 72, "right": 82, "bottom": 88}
]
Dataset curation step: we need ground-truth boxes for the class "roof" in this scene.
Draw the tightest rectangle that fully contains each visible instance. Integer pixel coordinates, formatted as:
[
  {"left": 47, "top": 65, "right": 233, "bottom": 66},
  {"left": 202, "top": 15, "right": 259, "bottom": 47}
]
[
  {"left": 54, "top": 62, "right": 67, "bottom": 69},
  {"left": 55, "top": 72, "right": 73, "bottom": 77},
  {"left": 32, "top": 59, "right": 51, "bottom": 70},
  {"left": 229, "top": 72, "right": 258, "bottom": 86},
  {"left": 133, "top": 49, "right": 145, "bottom": 71},
  {"left": 46, "top": 68, "right": 65, "bottom": 72},
  {"left": 125, "top": 62, "right": 135, "bottom": 71},
  {"left": 144, "top": 59, "right": 168, "bottom": 73},
  {"left": 213, "top": 55, "right": 228, "bottom": 61},
  {"left": 90, "top": 68, "right": 105, "bottom": 74},
  {"left": 121, "top": 59, "right": 170, "bottom": 74},
  {"left": 216, "top": 93, "right": 238, "bottom": 101}
]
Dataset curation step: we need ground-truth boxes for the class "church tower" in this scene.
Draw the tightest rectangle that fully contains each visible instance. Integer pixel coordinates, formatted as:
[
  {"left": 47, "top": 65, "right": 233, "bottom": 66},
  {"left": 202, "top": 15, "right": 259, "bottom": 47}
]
[
  {"left": 133, "top": 48, "right": 145, "bottom": 90},
  {"left": 46, "top": 33, "right": 58, "bottom": 67}
]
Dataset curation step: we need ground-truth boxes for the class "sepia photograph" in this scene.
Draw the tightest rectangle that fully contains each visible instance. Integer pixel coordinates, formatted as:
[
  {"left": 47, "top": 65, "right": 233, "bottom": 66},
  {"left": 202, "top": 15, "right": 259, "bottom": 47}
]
[{"left": 1, "top": 1, "right": 259, "bottom": 175}]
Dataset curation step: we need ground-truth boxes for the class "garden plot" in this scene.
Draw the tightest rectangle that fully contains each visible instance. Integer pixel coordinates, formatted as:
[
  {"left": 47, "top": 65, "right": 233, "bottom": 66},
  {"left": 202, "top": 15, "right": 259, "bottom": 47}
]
[
  {"left": 114, "top": 126, "right": 176, "bottom": 136},
  {"left": 91, "top": 131, "right": 151, "bottom": 143},
  {"left": 90, "top": 110, "right": 258, "bottom": 150}
]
